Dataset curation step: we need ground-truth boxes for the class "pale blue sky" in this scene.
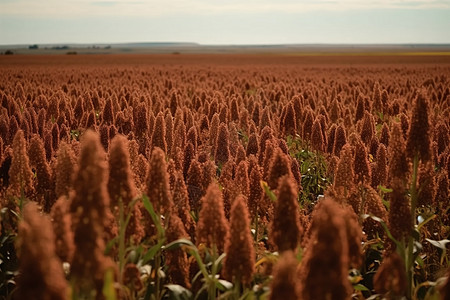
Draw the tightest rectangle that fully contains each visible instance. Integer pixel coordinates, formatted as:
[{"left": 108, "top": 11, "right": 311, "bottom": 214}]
[{"left": 0, "top": 0, "right": 449, "bottom": 45}]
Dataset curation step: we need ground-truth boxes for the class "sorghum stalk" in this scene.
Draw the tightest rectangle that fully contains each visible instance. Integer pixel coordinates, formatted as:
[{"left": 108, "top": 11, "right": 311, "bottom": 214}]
[
  {"left": 406, "top": 154, "right": 419, "bottom": 299},
  {"left": 118, "top": 200, "right": 125, "bottom": 284}
]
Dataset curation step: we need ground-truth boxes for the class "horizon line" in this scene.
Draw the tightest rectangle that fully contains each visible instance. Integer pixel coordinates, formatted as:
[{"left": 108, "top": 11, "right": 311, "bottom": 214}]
[{"left": 2, "top": 42, "right": 450, "bottom": 47}]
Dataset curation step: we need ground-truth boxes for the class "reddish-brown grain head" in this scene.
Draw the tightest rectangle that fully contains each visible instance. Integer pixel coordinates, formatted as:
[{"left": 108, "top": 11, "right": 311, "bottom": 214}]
[
  {"left": 246, "top": 132, "right": 259, "bottom": 157},
  {"left": 269, "top": 251, "right": 300, "bottom": 300},
  {"left": 102, "top": 98, "right": 114, "bottom": 125},
  {"left": 406, "top": 92, "right": 431, "bottom": 162},
  {"left": 434, "top": 122, "right": 449, "bottom": 156},
  {"left": 355, "top": 94, "right": 365, "bottom": 122},
  {"left": 360, "top": 110, "right": 375, "bottom": 145},
  {"left": 248, "top": 164, "right": 263, "bottom": 220},
  {"left": 70, "top": 130, "right": 116, "bottom": 295},
  {"left": 165, "top": 113, "right": 174, "bottom": 155},
  {"left": 235, "top": 144, "right": 246, "bottom": 165},
  {"left": 223, "top": 194, "right": 255, "bottom": 286},
  {"left": 8, "top": 130, "right": 34, "bottom": 198},
  {"left": 388, "top": 122, "right": 409, "bottom": 182},
  {"left": 258, "top": 126, "right": 273, "bottom": 164},
  {"left": 311, "top": 117, "right": 325, "bottom": 152},
  {"left": 326, "top": 124, "right": 337, "bottom": 154},
  {"left": 196, "top": 182, "right": 229, "bottom": 253},
  {"left": 267, "top": 148, "right": 292, "bottom": 190},
  {"left": 165, "top": 211, "right": 191, "bottom": 288},
  {"left": 123, "top": 263, "right": 143, "bottom": 292},
  {"left": 186, "top": 158, "right": 204, "bottom": 213},
  {"left": 371, "top": 143, "right": 387, "bottom": 189},
  {"left": 209, "top": 113, "right": 220, "bottom": 147},
  {"left": 363, "top": 185, "right": 388, "bottom": 240},
  {"left": 151, "top": 112, "right": 167, "bottom": 154},
  {"left": 172, "top": 117, "right": 186, "bottom": 157},
  {"left": 186, "top": 125, "right": 198, "bottom": 152},
  {"left": 417, "top": 162, "right": 436, "bottom": 206},
  {"left": 333, "top": 144, "right": 354, "bottom": 195},
  {"left": 146, "top": 147, "right": 173, "bottom": 216},
  {"left": 16, "top": 202, "right": 68, "bottom": 300},
  {"left": 50, "top": 196, "right": 75, "bottom": 263},
  {"left": 333, "top": 125, "right": 347, "bottom": 157},
  {"left": 215, "top": 123, "right": 230, "bottom": 166},
  {"left": 298, "top": 197, "right": 351, "bottom": 300},
  {"left": 29, "top": 134, "right": 53, "bottom": 209},
  {"left": 172, "top": 170, "right": 195, "bottom": 239},
  {"left": 108, "top": 134, "right": 136, "bottom": 207},
  {"left": 373, "top": 252, "right": 407, "bottom": 297},
  {"left": 343, "top": 205, "right": 363, "bottom": 268},
  {"left": 302, "top": 108, "right": 314, "bottom": 141},
  {"left": 388, "top": 178, "right": 412, "bottom": 246},
  {"left": 281, "top": 102, "right": 297, "bottom": 136},
  {"left": 182, "top": 142, "right": 195, "bottom": 180},
  {"left": 108, "top": 134, "right": 144, "bottom": 243},
  {"left": 270, "top": 175, "right": 302, "bottom": 252},
  {"left": 235, "top": 160, "right": 250, "bottom": 199},
  {"left": 379, "top": 122, "right": 390, "bottom": 147},
  {"left": 354, "top": 140, "right": 371, "bottom": 184}
]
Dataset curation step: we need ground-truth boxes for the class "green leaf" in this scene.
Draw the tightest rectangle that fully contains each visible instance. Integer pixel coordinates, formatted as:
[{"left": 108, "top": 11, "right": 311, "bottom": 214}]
[
  {"left": 376, "top": 120, "right": 383, "bottom": 131},
  {"left": 214, "top": 253, "right": 227, "bottom": 268},
  {"left": 381, "top": 198, "right": 390, "bottom": 210},
  {"left": 416, "top": 255, "right": 425, "bottom": 268},
  {"left": 165, "top": 238, "right": 195, "bottom": 251},
  {"left": 378, "top": 185, "right": 393, "bottom": 193},
  {"left": 354, "top": 284, "right": 370, "bottom": 292},
  {"left": 191, "top": 270, "right": 203, "bottom": 286},
  {"left": 165, "top": 284, "right": 192, "bottom": 300},
  {"left": 260, "top": 181, "right": 276, "bottom": 203},
  {"left": 102, "top": 268, "right": 117, "bottom": 300},
  {"left": 362, "top": 214, "right": 402, "bottom": 251},
  {"left": 189, "top": 210, "right": 198, "bottom": 223},
  {"left": 142, "top": 195, "right": 165, "bottom": 238},
  {"left": 142, "top": 240, "right": 165, "bottom": 265},
  {"left": 104, "top": 236, "right": 118, "bottom": 255},
  {"left": 188, "top": 247, "right": 210, "bottom": 279}
]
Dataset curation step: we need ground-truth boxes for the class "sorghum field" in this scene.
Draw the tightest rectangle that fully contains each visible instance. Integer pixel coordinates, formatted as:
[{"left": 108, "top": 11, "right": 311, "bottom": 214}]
[{"left": 0, "top": 54, "right": 449, "bottom": 300}]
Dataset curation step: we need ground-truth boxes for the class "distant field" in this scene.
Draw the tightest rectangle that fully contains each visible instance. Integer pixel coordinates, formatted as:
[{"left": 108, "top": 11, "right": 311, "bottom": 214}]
[
  {"left": 1, "top": 43, "right": 450, "bottom": 57},
  {"left": 2, "top": 52, "right": 450, "bottom": 66}
]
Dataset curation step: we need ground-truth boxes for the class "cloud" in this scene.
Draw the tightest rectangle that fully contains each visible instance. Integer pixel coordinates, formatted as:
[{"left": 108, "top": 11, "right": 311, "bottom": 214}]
[{"left": 0, "top": 0, "right": 449, "bottom": 18}]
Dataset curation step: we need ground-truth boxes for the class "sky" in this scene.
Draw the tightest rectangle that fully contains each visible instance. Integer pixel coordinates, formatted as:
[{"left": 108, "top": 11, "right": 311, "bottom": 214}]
[{"left": 0, "top": 0, "right": 450, "bottom": 45}]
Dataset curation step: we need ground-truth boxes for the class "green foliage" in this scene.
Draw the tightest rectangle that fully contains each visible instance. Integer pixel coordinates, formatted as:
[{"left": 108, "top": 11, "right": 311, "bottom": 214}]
[
  {"left": 0, "top": 231, "right": 18, "bottom": 300},
  {"left": 164, "top": 238, "right": 235, "bottom": 299},
  {"left": 141, "top": 195, "right": 166, "bottom": 300},
  {"left": 260, "top": 180, "right": 276, "bottom": 203},
  {"left": 237, "top": 129, "right": 249, "bottom": 145},
  {"left": 286, "top": 135, "right": 330, "bottom": 207},
  {"left": 362, "top": 214, "right": 403, "bottom": 252},
  {"left": 142, "top": 195, "right": 165, "bottom": 240},
  {"left": 70, "top": 129, "right": 81, "bottom": 141},
  {"left": 102, "top": 269, "right": 117, "bottom": 300}
]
